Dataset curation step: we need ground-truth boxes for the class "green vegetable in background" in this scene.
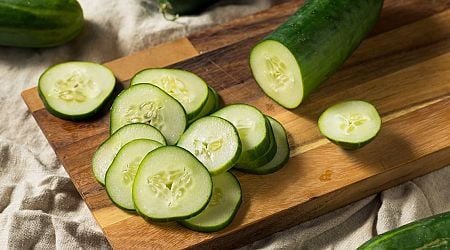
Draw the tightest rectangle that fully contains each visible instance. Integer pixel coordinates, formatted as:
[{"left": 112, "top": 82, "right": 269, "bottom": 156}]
[
  {"left": 157, "top": 0, "right": 220, "bottom": 20},
  {"left": 358, "top": 211, "right": 450, "bottom": 249},
  {"left": 0, "top": 0, "right": 84, "bottom": 48}
]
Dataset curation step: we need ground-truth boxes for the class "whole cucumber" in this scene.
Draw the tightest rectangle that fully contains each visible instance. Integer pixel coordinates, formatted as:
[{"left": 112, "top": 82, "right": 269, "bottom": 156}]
[
  {"left": 250, "top": 0, "right": 383, "bottom": 109},
  {"left": 358, "top": 211, "right": 450, "bottom": 249},
  {"left": 0, "top": 0, "right": 84, "bottom": 48}
]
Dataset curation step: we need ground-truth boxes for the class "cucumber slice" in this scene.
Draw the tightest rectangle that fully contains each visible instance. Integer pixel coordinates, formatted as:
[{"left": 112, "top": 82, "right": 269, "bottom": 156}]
[
  {"left": 250, "top": 0, "right": 383, "bottom": 108},
  {"left": 130, "top": 69, "right": 208, "bottom": 120},
  {"left": 238, "top": 117, "right": 290, "bottom": 175},
  {"left": 236, "top": 117, "right": 276, "bottom": 170},
  {"left": 212, "top": 104, "right": 271, "bottom": 163},
  {"left": 133, "top": 146, "right": 212, "bottom": 222},
  {"left": 110, "top": 84, "right": 187, "bottom": 145},
  {"left": 177, "top": 116, "right": 241, "bottom": 175},
  {"left": 92, "top": 123, "right": 166, "bottom": 185},
  {"left": 105, "top": 139, "right": 163, "bottom": 210},
  {"left": 318, "top": 100, "right": 381, "bottom": 150},
  {"left": 188, "top": 86, "right": 220, "bottom": 123},
  {"left": 180, "top": 172, "right": 241, "bottom": 232},
  {"left": 38, "top": 62, "right": 116, "bottom": 120}
]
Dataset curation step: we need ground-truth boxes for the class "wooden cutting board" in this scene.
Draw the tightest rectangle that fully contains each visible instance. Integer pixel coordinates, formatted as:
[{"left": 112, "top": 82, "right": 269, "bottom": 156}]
[{"left": 21, "top": 0, "right": 450, "bottom": 249}]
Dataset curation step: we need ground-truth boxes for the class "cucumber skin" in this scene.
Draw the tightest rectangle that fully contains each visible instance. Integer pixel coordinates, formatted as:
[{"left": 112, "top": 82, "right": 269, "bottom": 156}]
[
  {"left": 159, "top": 0, "right": 218, "bottom": 15},
  {"left": 358, "top": 211, "right": 450, "bottom": 250},
  {"left": 0, "top": 0, "right": 84, "bottom": 48},
  {"left": 256, "top": 0, "right": 383, "bottom": 107},
  {"left": 38, "top": 62, "right": 117, "bottom": 121},
  {"left": 179, "top": 172, "right": 242, "bottom": 232}
]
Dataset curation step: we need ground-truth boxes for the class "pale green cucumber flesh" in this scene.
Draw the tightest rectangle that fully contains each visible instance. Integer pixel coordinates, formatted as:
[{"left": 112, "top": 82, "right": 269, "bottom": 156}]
[
  {"left": 105, "top": 139, "right": 163, "bottom": 210},
  {"left": 236, "top": 117, "right": 277, "bottom": 169},
  {"left": 133, "top": 146, "right": 212, "bottom": 222},
  {"left": 318, "top": 100, "right": 381, "bottom": 150},
  {"left": 38, "top": 62, "right": 116, "bottom": 120},
  {"left": 188, "top": 86, "right": 220, "bottom": 123},
  {"left": 212, "top": 104, "right": 271, "bottom": 163},
  {"left": 130, "top": 68, "right": 208, "bottom": 120},
  {"left": 238, "top": 117, "right": 289, "bottom": 175},
  {"left": 177, "top": 116, "right": 241, "bottom": 175},
  {"left": 92, "top": 123, "right": 166, "bottom": 185},
  {"left": 180, "top": 172, "right": 241, "bottom": 232},
  {"left": 110, "top": 84, "right": 187, "bottom": 145},
  {"left": 250, "top": 0, "right": 383, "bottom": 109}
]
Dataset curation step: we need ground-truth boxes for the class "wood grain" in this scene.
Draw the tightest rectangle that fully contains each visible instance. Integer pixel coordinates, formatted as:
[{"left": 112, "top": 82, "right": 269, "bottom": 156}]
[{"left": 21, "top": 1, "right": 450, "bottom": 249}]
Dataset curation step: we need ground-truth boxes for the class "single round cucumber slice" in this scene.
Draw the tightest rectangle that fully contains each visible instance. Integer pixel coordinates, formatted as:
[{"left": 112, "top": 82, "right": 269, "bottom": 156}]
[
  {"left": 318, "top": 100, "right": 381, "bottom": 150},
  {"left": 130, "top": 69, "right": 208, "bottom": 120},
  {"left": 188, "top": 86, "right": 220, "bottom": 123},
  {"left": 133, "top": 146, "right": 212, "bottom": 222},
  {"left": 212, "top": 104, "right": 271, "bottom": 163},
  {"left": 236, "top": 117, "right": 276, "bottom": 170},
  {"left": 180, "top": 172, "right": 241, "bottom": 232},
  {"left": 250, "top": 40, "right": 303, "bottom": 109},
  {"left": 238, "top": 117, "right": 290, "bottom": 175},
  {"left": 105, "top": 139, "right": 163, "bottom": 210},
  {"left": 177, "top": 116, "right": 241, "bottom": 175},
  {"left": 92, "top": 123, "right": 166, "bottom": 185},
  {"left": 38, "top": 61, "right": 116, "bottom": 120},
  {"left": 110, "top": 84, "right": 187, "bottom": 145}
]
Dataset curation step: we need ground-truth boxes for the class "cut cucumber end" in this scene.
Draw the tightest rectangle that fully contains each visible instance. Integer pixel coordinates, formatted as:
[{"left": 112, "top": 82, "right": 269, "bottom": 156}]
[
  {"left": 318, "top": 100, "right": 381, "bottom": 150},
  {"left": 130, "top": 68, "right": 208, "bottom": 120},
  {"left": 38, "top": 62, "right": 116, "bottom": 120},
  {"left": 250, "top": 40, "right": 303, "bottom": 109},
  {"left": 132, "top": 146, "right": 212, "bottom": 222}
]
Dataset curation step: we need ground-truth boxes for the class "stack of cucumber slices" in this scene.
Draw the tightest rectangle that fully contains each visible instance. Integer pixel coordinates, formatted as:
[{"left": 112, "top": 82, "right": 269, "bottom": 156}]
[{"left": 78, "top": 67, "right": 290, "bottom": 232}]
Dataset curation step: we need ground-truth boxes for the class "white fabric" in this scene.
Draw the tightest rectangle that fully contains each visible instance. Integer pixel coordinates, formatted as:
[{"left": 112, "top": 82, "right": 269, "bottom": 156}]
[{"left": 0, "top": 1, "right": 448, "bottom": 249}]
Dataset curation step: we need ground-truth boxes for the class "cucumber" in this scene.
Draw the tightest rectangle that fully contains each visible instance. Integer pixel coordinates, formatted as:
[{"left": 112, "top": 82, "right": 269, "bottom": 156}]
[
  {"left": 177, "top": 116, "right": 241, "bottom": 175},
  {"left": 158, "top": 0, "right": 219, "bottom": 16},
  {"left": 212, "top": 104, "right": 271, "bottom": 163},
  {"left": 318, "top": 100, "right": 381, "bottom": 150},
  {"left": 180, "top": 172, "right": 241, "bottom": 232},
  {"left": 130, "top": 69, "right": 208, "bottom": 120},
  {"left": 133, "top": 146, "right": 212, "bottom": 222},
  {"left": 188, "top": 86, "right": 220, "bottom": 123},
  {"left": 105, "top": 139, "right": 163, "bottom": 210},
  {"left": 358, "top": 211, "right": 450, "bottom": 250},
  {"left": 0, "top": 0, "right": 84, "bottom": 48},
  {"left": 249, "top": 0, "right": 383, "bottom": 108},
  {"left": 92, "top": 123, "right": 166, "bottom": 185},
  {"left": 237, "top": 117, "right": 290, "bottom": 175},
  {"left": 110, "top": 84, "right": 187, "bottom": 145},
  {"left": 38, "top": 62, "right": 116, "bottom": 121},
  {"left": 235, "top": 117, "right": 276, "bottom": 170}
]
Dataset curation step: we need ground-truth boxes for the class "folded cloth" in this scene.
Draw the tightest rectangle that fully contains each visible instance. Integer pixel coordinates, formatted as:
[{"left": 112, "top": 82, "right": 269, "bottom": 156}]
[{"left": 0, "top": 0, "right": 448, "bottom": 249}]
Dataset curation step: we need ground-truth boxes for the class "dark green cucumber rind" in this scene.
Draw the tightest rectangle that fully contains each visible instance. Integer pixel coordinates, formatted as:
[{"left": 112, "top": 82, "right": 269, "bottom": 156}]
[
  {"left": 159, "top": 0, "right": 218, "bottom": 15},
  {"left": 358, "top": 211, "right": 450, "bottom": 250},
  {"left": 188, "top": 86, "right": 219, "bottom": 124},
  {"left": 130, "top": 68, "right": 208, "bottom": 121},
  {"left": 0, "top": 0, "right": 84, "bottom": 47},
  {"left": 38, "top": 62, "right": 117, "bottom": 121},
  {"left": 238, "top": 117, "right": 290, "bottom": 175},
  {"left": 326, "top": 136, "right": 378, "bottom": 150},
  {"left": 109, "top": 83, "right": 188, "bottom": 139},
  {"left": 133, "top": 146, "right": 212, "bottom": 222},
  {"left": 178, "top": 172, "right": 242, "bottom": 232},
  {"left": 235, "top": 117, "right": 276, "bottom": 170},
  {"left": 255, "top": 0, "right": 383, "bottom": 107},
  {"left": 212, "top": 103, "right": 272, "bottom": 163},
  {"left": 209, "top": 86, "right": 221, "bottom": 112}
]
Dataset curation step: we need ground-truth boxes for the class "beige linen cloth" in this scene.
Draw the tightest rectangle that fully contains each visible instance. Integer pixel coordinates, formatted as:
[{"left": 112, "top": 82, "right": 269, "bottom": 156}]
[{"left": 0, "top": 1, "right": 449, "bottom": 249}]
